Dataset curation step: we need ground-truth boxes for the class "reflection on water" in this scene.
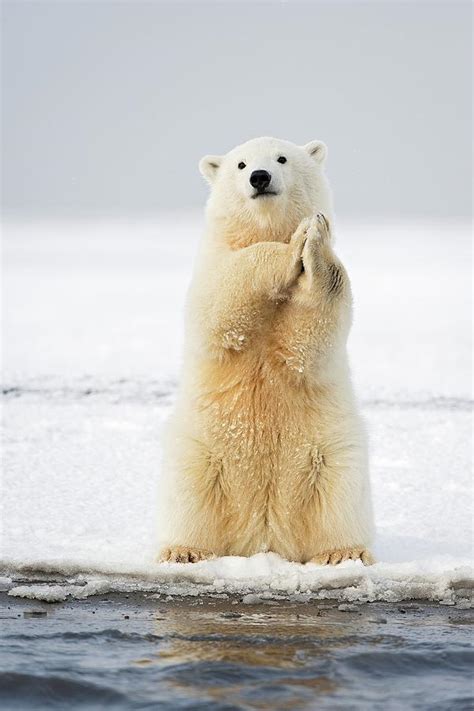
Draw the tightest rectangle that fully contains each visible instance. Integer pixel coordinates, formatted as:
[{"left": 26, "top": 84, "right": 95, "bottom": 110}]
[
  {"left": 135, "top": 608, "right": 401, "bottom": 708},
  {"left": 1, "top": 594, "right": 473, "bottom": 710}
]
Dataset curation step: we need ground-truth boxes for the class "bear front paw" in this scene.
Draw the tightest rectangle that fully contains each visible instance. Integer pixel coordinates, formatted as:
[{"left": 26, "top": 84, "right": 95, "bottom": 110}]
[
  {"left": 305, "top": 213, "right": 331, "bottom": 247},
  {"left": 158, "top": 546, "right": 216, "bottom": 564}
]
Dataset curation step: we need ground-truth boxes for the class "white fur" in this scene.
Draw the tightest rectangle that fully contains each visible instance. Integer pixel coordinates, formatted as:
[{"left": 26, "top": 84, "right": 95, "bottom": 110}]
[{"left": 158, "top": 137, "right": 374, "bottom": 566}]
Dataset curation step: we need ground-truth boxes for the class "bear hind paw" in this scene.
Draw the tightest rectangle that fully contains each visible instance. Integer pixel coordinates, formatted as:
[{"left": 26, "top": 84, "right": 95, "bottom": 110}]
[
  {"left": 158, "top": 546, "right": 216, "bottom": 564},
  {"left": 309, "top": 547, "right": 375, "bottom": 566}
]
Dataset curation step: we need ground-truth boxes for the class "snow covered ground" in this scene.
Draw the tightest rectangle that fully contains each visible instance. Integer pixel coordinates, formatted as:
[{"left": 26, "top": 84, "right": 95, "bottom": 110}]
[{"left": 1, "top": 216, "right": 472, "bottom": 603}]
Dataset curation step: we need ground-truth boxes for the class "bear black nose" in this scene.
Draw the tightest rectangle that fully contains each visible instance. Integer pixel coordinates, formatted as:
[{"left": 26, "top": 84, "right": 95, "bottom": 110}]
[{"left": 250, "top": 170, "right": 271, "bottom": 190}]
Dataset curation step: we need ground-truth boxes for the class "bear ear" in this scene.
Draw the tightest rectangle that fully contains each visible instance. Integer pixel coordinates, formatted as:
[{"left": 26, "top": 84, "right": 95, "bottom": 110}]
[
  {"left": 303, "top": 140, "right": 328, "bottom": 164},
  {"left": 199, "top": 155, "right": 222, "bottom": 183}
]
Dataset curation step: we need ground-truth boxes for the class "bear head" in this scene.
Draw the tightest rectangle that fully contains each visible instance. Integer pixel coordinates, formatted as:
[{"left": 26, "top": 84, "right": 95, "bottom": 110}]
[{"left": 199, "top": 136, "right": 333, "bottom": 246}]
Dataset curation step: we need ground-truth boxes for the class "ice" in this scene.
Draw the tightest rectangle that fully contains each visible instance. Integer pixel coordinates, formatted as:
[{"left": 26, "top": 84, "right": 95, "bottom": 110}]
[
  {"left": 1, "top": 216, "right": 472, "bottom": 603},
  {"left": 5, "top": 554, "right": 472, "bottom": 605}
]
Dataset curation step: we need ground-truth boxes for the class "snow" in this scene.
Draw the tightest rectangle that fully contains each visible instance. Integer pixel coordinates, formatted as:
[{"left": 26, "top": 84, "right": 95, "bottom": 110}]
[{"left": 1, "top": 216, "right": 472, "bottom": 603}]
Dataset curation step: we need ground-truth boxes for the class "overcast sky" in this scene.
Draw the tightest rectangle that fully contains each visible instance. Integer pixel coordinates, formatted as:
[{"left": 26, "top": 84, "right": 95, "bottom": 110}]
[{"left": 2, "top": 1, "right": 471, "bottom": 219}]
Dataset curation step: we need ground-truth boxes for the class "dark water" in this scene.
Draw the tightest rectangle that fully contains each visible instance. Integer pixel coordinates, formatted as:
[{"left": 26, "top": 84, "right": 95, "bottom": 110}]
[{"left": 0, "top": 593, "right": 472, "bottom": 710}]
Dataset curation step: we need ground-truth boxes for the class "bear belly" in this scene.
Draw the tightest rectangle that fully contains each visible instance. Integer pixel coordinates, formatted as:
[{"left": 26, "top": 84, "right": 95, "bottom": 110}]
[{"left": 196, "top": 363, "right": 320, "bottom": 559}]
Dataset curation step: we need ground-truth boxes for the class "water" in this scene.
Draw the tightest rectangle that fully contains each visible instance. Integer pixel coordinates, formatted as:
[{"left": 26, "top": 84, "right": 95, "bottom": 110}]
[{"left": 1, "top": 592, "right": 472, "bottom": 710}]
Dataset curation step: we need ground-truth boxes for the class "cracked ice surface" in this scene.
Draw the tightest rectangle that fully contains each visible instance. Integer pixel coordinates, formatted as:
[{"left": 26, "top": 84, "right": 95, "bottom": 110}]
[{"left": 1, "top": 217, "right": 472, "bottom": 603}]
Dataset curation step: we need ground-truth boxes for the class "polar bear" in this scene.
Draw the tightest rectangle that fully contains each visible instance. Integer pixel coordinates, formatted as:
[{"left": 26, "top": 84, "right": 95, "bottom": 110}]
[{"left": 158, "top": 136, "right": 374, "bottom": 565}]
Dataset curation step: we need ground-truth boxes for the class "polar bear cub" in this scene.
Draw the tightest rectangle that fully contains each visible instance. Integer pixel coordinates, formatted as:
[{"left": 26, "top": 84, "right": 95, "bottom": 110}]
[{"left": 158, "top": 136, "right": 374, "bottom": 565}]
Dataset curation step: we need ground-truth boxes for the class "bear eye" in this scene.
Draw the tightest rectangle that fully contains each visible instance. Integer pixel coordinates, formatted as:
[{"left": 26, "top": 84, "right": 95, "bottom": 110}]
[
  {"left": 238, "top": 161, "right": 246, "bottom": 170},
  {"left": 277, "top": 156, "right": 287, "bottom": 164}
]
